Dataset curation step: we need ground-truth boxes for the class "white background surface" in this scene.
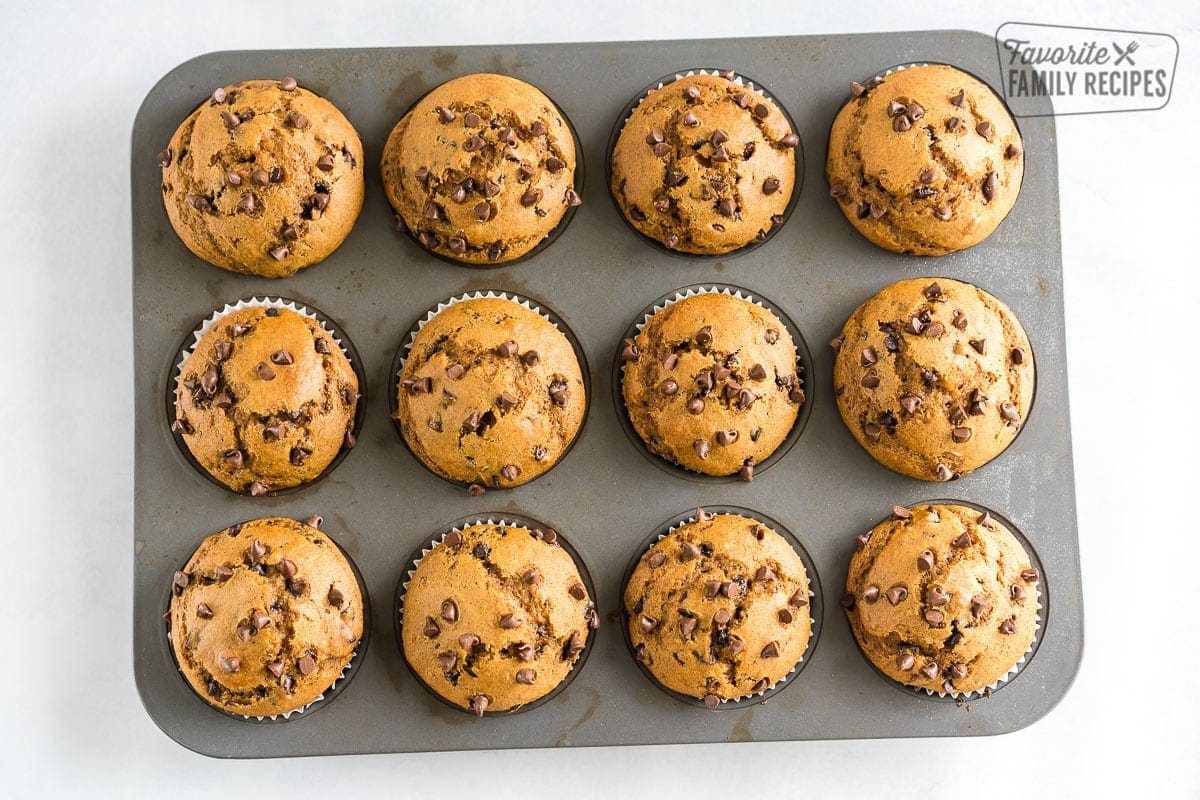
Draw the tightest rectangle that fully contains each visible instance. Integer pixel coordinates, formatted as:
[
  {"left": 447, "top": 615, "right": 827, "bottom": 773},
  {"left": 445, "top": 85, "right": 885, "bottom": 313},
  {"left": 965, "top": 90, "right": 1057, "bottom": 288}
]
[{"left": 2, "top": 1, "right": 1198, "bottom": 797}]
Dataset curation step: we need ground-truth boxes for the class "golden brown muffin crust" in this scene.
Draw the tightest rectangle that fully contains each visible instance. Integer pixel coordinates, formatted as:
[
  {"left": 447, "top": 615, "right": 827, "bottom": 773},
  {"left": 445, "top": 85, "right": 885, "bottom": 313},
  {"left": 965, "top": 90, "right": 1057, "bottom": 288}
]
[
  {"left": 624, "top": 512, "right": 812, "bottom": 703},
  {"left": 395, "top": 297, "right": 585, "bottom": 490},
  {"left": 610, "top": 72, "right": 798, "bottom": 254},
  {"left": 381, "top": 73, "right": 580, "bottom": 265},
  {"left": 826, "top": 64, "right": 1023, "bottom": 255},
  {"left": 159, "top": 79, "right": 365, "bottom": 277},
  {"left": 843, "top": 504, "right": 1040, "bottom": 695},
  {"left": 173, "top": 306, "right": 359, "bottom": 495},
  {"left": 621, "top": 293, "right": 805, "bottom": 478},
  {"left": 832, "top": 278, "right": 1034, "bottom": 482},
  {"left": 401, "top": 523, "right": 596, "bottom": 714},
  {"left": 168, "top": 517, "right": 364, "bottom": 717}
]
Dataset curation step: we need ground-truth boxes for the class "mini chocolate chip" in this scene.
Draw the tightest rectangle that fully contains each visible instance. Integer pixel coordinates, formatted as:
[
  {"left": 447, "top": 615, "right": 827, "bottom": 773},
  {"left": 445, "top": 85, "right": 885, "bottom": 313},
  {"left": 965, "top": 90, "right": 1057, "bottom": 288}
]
[{"left": 917, "top": 550, "right": 936, "bottom": 571}]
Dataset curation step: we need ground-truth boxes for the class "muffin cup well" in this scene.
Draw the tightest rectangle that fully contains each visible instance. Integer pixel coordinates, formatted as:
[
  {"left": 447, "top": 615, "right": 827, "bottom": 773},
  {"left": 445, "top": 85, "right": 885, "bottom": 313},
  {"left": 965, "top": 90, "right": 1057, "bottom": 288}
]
[
  {"left": 620, "top": 505, "right": 823, "bottom": 710},
  {"left": 844, "top": 500, "right": 1045, "bottom": 703},
  {"left": 389, "top": 290, "right": 591, "bottom": 493},
  {"left": 393, "top": 513, "right": 598, "bottom": 717},
  {"left": 827, "top": 275, "right": 1037, "bottom": 482},
  {"left": 162, "top": 518, "right": 371, "bottom": 723},
  {"left": 605, "top": 68, "right": 804, "bottom": 261},
  {"left": 387, "top": 85, "right": 585, "bottom": 269},
  {"left": 613, "top": 284, "right": 813, "bottom": 484},
  {"left": 166, "top": 296, "right": 367, "bottom": 498}
]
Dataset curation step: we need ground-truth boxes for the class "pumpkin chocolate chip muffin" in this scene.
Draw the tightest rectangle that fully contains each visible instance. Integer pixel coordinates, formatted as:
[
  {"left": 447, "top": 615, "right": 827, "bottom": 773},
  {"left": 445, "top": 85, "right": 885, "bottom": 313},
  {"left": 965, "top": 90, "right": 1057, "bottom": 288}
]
[
  {"left": 168, "top": 516, "right": 364, "bottom": 717},
  {"left": 624, "top": 511, "right": 812, "bottom": 706},
  {"left": 832, "top": 278, "right": 1034, "bottom": 482},
  {"left": 827, "top": 64, "right": 1023, "bottom": 255},
  {"left": 621, "top": 291, "right": 806, "bottom": 480},
  {"left": 395, "top": 296, "right": 586, "bottom": 492},
  {"left": 172, "top": 304, "right": 360, "bottom": 496},
  {"left": 158, "top": 78, "right": 365, "bottom": 277},
  {"left": 381, "top": 73, "right": 581, "bottom": 265},
  {"left": 401, "top": 522, "right": 597, "bottom": 715},
  {"left": 610, "top": 70, "right": 799, "bottom": 255},
  {"left": 843, "top": 503, "right": 1040, "bottom": 695}
]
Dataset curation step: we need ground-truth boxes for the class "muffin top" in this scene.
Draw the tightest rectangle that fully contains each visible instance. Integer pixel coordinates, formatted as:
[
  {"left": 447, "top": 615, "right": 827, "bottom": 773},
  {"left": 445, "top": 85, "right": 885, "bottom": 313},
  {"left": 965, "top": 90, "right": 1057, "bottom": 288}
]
[
  {"left": 395, "top": 297, "right": 586, "bottom": 491},
  {"left": 826, "top": 64, "right": 1023, "bottom": 255},
  {"left": 173, "top": 305, "right": 359, "bottom": 495},
  {"left": 159, "top": 79, "right": 365, "bottom": 277},
  {"left": 381, "top": 73, "right": 580, "bottom": 265},
  {"left": 832, "top": 278, "right": 1033, "bottom": 482},
  {"left": 844, "top": 504, "right": 1040, "bottom": 695},
  {"left": 610, "top": 72, "right": 798, "bottom": 255},
  {"left": 401, "top": 523, "right": 597, "bottom": 715},
  {"left": 168, "top": 517, "right": 364, "bottom": 717},
  {"left": 621, "top": 292, "right": 805, "bottom": 479},
  {"left": 624, "top": 512, "right": 812, "bottom": 704}
]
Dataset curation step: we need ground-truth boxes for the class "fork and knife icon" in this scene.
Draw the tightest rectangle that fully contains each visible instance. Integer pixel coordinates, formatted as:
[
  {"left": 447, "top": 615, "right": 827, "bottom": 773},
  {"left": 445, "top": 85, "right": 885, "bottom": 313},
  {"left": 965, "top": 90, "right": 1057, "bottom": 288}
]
[{"left": 1113, "top": 40, "right": 1139, "bottom": 66}]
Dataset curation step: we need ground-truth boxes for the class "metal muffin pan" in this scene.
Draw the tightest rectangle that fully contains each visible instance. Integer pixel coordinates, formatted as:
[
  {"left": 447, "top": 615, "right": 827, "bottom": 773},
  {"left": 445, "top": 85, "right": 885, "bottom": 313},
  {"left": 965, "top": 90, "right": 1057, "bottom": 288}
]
[{"left": 132, "top": 31, "right": 1081, "bottom": 758}]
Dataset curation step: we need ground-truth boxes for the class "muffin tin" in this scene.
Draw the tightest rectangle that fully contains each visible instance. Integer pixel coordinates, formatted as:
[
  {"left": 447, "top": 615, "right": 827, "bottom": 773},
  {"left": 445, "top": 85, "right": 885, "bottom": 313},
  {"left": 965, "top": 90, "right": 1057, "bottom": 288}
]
[{"left": 132, "top": 31, "right": 1082, "bottom": 757}]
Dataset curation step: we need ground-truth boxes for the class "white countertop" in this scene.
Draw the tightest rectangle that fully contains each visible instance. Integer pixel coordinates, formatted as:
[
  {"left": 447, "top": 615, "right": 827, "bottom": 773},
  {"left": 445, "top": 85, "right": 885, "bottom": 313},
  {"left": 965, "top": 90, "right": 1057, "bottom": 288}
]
[{"left": 2, "top": 0, "right": 1197, "bottom": 796}]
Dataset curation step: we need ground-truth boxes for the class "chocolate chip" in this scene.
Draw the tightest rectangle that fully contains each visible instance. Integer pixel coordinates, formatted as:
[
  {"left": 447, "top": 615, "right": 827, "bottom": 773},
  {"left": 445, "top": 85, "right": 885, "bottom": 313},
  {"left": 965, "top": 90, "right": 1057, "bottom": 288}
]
[
  {"left": 950, "top": 663, "right": 968, "bottom": 680},
  {"left": 717, "top": 198, "right": 736, "bottom": 217},
  {"left": 1000, "top": 619, "right": 1017, "bottom": 635},
  {"left": 861, "top": 371, "right": 880, "bottom": 390},
  {"left": 659, "top": 378, "right": 679, "bottom": 395},
  {"left": 1010, "top": 347, "right": 1027, "bottom": 365},
  {"left": 897, "top": 652, "right": 916, "bottom": 671},
  {"left": 220, "top": 111, "right": 240, "bottom": 129},
  {"left": 976, "top": 121, "right": 994, "bottom": 141},
  {"left": 1006, "top": 142, "right": 1022, "bottom": 159},
  {"left": 893, "top": 114, "right": 912, "bottom": 132},
  {"left": 886, "top": 585, "right": 908, "bottom": 605},
  {"left": 860, "top": 347, "right": 877, "bottom": 367},
  {"left": 286, "top": 111, "right": 309, "bottom": 130},
  {"left": 236, "top": 624, "right": 252, "bottom": 641},
  {"left": 713, "top": 608, "right": 732, "bottom": 626},
  {"left": 156, "top": 148, "right": 172, "bottom": 168},
  {"left": 899, "top": 396, "right": 922, "bottom": 414},
  {"left": 935, "top": 463, "right": 953, "bottom": 481},
  {"left": 436, "top": 105, "right": 455, "bottom": 124},
  {"left": 693, "top": 439, "right": 710, "bottom": 460},
  {"left": 472, "top": 201, "right": 492, "bottom": 222},
  {"left": 316, "top": 153, "right": 336, "bottom": 171},
  {"left": 647, "top": 550, "right": 666, "bottom": 568},
  {"left": 925, "top": 586, "right": 949, "bottom": 606},
  {"left": 222, "top": 449, "right": 245, "bottom": 467},
  {"left": 788, "top": 590, "right": 807, "bottom": 607},
  {"left": 462, "top": 135, "right": 484, "bottom": 153},
  {"left": 952, "top": 532, "right": 972, "bottom": 548},
  {"left": 499, "top": 613, "right": 521, "bottom": 629},
  {"left": 171, "top": 570, "right": 190, "bottom": 595},
  {"left": 850, "top": 81, "right": 867, "bottom": 97},
  {"left": 777, "top": 608, "right": 794, "bottom": 624},
  {"left": 887, "top": 100, "right": 907, "bottom": 117},
  {"left": 739, "top": 461, "right": 754, "bottom": 482},
  {"left": 778, "top": 132, "right": 799, "bottom": 148},
  {"left": 924, "top": 608, "right": 945, "bottom": 625},
  {"left": 1011, "top": 583, "right": 1027, "bottom": 601},
  {"left": 946, "top": 116, "right": 962, "bottom": 132},
  {"left": 921, "top": 662, "right": 940, "bottom": 679},
  {"left": 951, "top": 88, "right": 966, "bottom": 107},
  {"left": 840, "top": 593, "right": 857, "bottom": 611},
  {"left": 268, "top": 245, "right": 289, "bottom": 261},
  {"left": 760, "top": 641, "right": 780, "bottom": 659},
  {"left": 422, "top": 617, "right": 440, "bottom": 638},
  {"left": 1000, "top": 402, "right": 1020, "bottom": 422},
  {"left": 862, "top": 585, "right": 880, "bottom": 603},
  {"left": 500, "top": 464, "right": 520, "bottom": 482},
  {"left": 1021, "top": 567, "right": 1040, "bottom": 583},
  {"left": 638, "top": 615, "right": 658, "bottom": 634},
  {"left": 863, "top": 422, "right": 882, "bottom": 443},
  {"left": 221, "top": 656, "right": 241, "bottom": 673},
  {"left": 951, "top": 427, "right": 972, "bottom": 443},
  {"left": 251, "top": 609, "right": 272, "bottom": 630},
  {"left": 460, "top": 634, "right": 481, "bottom": 651},
  {"left": 917, "top": 550, "right": 936, "bottom": 571},
  {"left": 562, "top": 631, "right": 585, "bottom": 659},
  {"left": 682, "top": 110, "right": 699, "bottom": 127},
  {"left": 971, "top": 595, "right": 990, "bottom": 617}
]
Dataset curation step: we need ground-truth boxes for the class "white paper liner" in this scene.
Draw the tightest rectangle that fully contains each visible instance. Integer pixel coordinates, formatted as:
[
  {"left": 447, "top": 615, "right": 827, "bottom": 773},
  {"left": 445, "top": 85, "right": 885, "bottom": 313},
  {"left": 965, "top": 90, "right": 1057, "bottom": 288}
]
[
  {"left": 641, "top": 510, "right": 817, "bottom": 706},
  {"left": 395, "top": 290, "right": 563, "bottom": 375},
  {"left": 910, "top": 583, "right": 1043, "bottom": 701},
  {"left": 396, "top": 517, "right": 592, "bottom": 715},
  {"left": 619, "top": 285, "right": 804, "bottom": 478}
]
